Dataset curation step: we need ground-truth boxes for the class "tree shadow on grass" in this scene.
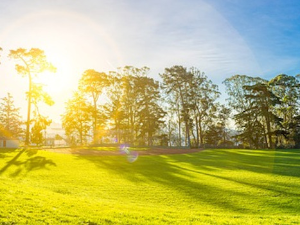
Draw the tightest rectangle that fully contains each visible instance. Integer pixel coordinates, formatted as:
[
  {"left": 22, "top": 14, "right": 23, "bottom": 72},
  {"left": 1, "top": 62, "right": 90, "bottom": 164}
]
[
  {"left": 72, "top": 153, "right": 260, "bottom": 214},
  {"left": 0, "top": 148, "right": 19, "bottom": 159},
  {"left": 272, "top": 149, "right": 300, "bottom": 177},
  {"left": 173, "top": 149, "right": 276, "bottom": 174},
  {"left": 174, "top": 149, "right": 300, "bottom": 178},
  {"left": 73, "top": 148, "right": 300, "bottom": 215},
  {"left": 0, "top": 148, "right": 56, "bottom": 177},
  {"left": 172, "top": 149, "right": 300, "bottom": 214}
]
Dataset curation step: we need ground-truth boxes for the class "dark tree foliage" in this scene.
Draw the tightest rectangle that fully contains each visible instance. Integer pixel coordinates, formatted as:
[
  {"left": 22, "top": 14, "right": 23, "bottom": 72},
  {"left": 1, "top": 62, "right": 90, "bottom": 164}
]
[
  {"left": 225, "top": 73, "right": 300, "bottom": 149},
  {"left": 269, "top": 74, "right": 300, "bottom": 147},
  {"left": 135, "top": 76, "right": 166, "bottom": 146}
]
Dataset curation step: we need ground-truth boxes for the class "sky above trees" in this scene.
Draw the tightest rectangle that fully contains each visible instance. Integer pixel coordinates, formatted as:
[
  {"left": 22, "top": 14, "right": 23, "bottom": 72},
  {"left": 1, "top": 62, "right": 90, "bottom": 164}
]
[{"left": 0, "top": 0, "right": 300, "bottom": 122}]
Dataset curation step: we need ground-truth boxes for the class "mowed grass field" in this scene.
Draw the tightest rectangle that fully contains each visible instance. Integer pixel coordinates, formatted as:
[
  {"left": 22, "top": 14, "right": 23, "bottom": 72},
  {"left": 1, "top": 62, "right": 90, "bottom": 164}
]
[{"left": 0, "top": 147, "right": 300, "bottom": 224}]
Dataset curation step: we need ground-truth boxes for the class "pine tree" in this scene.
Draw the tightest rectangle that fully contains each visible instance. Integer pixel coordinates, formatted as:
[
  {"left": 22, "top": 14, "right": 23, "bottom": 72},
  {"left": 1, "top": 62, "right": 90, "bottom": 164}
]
[{"left": 0, "top": 93, "right": 24, "bottom": 139}]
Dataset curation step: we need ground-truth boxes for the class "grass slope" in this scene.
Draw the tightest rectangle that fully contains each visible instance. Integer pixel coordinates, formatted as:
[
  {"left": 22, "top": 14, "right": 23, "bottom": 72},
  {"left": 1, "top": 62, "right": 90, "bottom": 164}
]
[{"left": 0, "top": 148, "right": 299, "bottom": 224}]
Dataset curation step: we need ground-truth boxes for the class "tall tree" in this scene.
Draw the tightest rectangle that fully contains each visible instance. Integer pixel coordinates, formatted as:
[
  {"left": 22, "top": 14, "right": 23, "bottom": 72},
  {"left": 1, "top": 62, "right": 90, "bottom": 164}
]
[
  {"left": 269, "top": 74, "right": 300, "bottom": 147},
  {"left": 217, "top": 104, "right": 231, "bottom": 145},
  {"left": 224, "top": 75, "right": 282, "bottom": 148},
  {"left": 243, "top": 83, "right": 281, "bottom": 148},
  {"left": 135, "top": 76, "right": 166, "bottom": 146},
  {"left": 106, "top": 71, "right": 124, "bottom": 143},
  {"left": 161, "top": 66, "right": 219, "bottom": 147},
  {"left": 163, "top": 110, "right": 178, "bottom": 146},
  {"left": 188, "top": 67, "right": 220, "bottom": 147},
  {"left": 160, "top": 65, "right": 193, "bottom": 147},
  {"left": 29, "top": 83, "right": 55, "bottom": 145},
  {"left": 105, "top": 66, "right": 165, "bottom": 146},
  {"left": 61, "top": 92, "right": 92, "bottom": 145},
  {"left": 223, "top": 75, "right": 267, "bottom": 148},
  {"left": 118, "top": 66, "right": 150, "bottom": 144},
  {"left": 9, "top": 48, "right": 56, "bottom": 145},
  {"left": 163, "top": 92, "right": 183, "bottom": 146},
  {"left": 223, "top": 75, "right": 266, "bottom": 114},
  {"left": 0, "top": 93, "right": 23, "bottom": 139},
  {"left": 79, "top": 69, "right": 108, "bottom": 143}
]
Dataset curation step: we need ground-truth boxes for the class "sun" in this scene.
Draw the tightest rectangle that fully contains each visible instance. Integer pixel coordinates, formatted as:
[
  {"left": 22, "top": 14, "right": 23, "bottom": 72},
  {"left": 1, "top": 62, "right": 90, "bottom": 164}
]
[{"left": 35, "top": 47, "right": 74, "bottom": 96}]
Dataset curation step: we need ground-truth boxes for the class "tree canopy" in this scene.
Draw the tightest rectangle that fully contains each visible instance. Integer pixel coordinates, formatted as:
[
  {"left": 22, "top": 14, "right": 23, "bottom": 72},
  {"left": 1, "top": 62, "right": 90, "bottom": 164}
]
[
  {"left": 1, "top": 46, "right": 300, "bottom": 149},
  {"left": 9, "top": 48, "right": 56, "bottom": 145}
]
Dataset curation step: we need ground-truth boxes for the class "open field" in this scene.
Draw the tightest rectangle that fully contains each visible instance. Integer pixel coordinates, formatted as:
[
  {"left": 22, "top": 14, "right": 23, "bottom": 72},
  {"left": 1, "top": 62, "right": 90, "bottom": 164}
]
[
  {"left": 0, "top": 148, "right": 300, "bottom": 224},
  {"left": 43, "top": 146, "right": 201, "bottom": 156}
]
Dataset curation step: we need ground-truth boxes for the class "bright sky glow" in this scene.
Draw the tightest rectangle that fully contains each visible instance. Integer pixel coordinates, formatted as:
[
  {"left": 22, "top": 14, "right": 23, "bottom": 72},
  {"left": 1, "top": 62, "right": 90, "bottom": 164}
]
[{"left": 0, "top": 0, "right": 300, "bottom": 122}]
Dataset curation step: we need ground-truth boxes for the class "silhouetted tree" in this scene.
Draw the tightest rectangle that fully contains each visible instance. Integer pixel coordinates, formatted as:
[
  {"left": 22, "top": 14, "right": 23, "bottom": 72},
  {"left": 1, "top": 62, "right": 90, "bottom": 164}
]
[
  {"left": 205, "top": 123, "right": 223, "bottom": 146},
  {"left": 135, "top": 76, "right": 165, "bottom": 146},
  {"left": 9, "top": 48, "right": 56, "bottom": 145}
]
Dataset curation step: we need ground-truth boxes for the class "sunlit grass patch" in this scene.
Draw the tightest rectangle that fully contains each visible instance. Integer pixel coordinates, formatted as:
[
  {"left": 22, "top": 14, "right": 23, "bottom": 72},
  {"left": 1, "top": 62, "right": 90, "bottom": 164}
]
[
  {"left": 128, "top": 147, "right": 150, "bottom": 151},
  {"left": 0, "top": 148, "right": 299, "bottom": 224},
  {"left": 83, "top": 146, "right": 150, "bottom": 151},
  {"left": 89, "top": 146, "right": 118, "bottom": 151}
]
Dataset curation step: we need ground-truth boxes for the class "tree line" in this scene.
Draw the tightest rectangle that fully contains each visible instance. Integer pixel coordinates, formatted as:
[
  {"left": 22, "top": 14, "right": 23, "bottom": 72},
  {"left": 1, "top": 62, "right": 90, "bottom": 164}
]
[
  {"left": 1, "top": 47, "right": 300, "bottom": 149},
  {"left": 224, "top": 74, "right": 300, "bottom": 149}
]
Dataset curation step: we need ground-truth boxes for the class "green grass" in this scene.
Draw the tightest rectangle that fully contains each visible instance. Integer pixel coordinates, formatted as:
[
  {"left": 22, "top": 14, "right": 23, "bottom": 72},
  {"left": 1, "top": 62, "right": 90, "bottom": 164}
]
[
  {"left": 79, "top": 146, "right": 150, "bottom": 151},
  {"left": 83, "top": 146, "right": 119, "bottom": 151},
  {"left": 0, "top": 148, "right": 300, "bottom": 224}
]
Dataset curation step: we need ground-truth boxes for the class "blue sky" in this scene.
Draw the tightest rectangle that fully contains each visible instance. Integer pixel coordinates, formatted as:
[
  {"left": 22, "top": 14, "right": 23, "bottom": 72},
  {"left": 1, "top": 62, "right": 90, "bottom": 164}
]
[
  {"left": 0, "top": 0, "right": 299, "bottom": 122},
  {"left": 210, "top": 0, "right": 300, "bottom": 77}
]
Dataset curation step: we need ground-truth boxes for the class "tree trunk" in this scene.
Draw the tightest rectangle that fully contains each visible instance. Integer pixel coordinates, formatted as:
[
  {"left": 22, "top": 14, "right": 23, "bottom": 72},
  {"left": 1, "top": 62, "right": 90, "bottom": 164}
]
[
  {"left": 93, "top": 103, "right": 97, "bottom": 144},
  {"left": 177, "top": 107, "right": 182, "bottom": 147},
  {"left": 199, "top": 121, "right": 203, "bottom": 145},
  {"left": 195, "top": 113, "right": 199, "bottom": 148},
  {"left": 25, "top": 73, "right": 32, "bottom": 146},
  {"left": 115, "top": 117, "right": 120, "bottom": 144},
  {"left": 79, "top": 122, "right": 83, "bottom": 145},
  {"left": 130, "top": 106, "right": 134, "bottom": 144},
  {"left": 191, "top": 122, "right": 197, "bottom": 148},
  {"left": 266, "top": 116, "right": 273, "bottom": 148},
  {"left": 168, "top": 120, "right": 172, "bottom": 147},
  {"left": 185, "top": 116, "right": 191, "bottom": 148},
  {"left": 178, "top": 119, "right": 181, "bottom": 147},
  {"left": 262, "top": 123, "right": 268, "bottom": 148}
]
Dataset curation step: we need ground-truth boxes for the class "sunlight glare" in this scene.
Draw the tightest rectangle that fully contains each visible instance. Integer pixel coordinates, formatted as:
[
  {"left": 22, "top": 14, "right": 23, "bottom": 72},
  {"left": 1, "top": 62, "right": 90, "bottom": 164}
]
[{"left": 35, "top": 48, "right": 73, "bottom": 96}]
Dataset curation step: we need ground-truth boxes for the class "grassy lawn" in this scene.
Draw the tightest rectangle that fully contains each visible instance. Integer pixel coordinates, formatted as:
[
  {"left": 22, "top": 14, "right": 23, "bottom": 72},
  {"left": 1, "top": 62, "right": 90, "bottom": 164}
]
[
  {"left": 78, "top": 146, "right": 150, "bottom": 151},
  {"left": 0, "top": 148, "right": 299, "bottom": 224}
]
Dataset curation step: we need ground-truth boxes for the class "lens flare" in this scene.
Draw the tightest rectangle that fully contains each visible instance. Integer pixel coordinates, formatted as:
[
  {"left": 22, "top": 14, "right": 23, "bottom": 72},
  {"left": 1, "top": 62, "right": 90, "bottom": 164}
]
[
  {"left": 127, "top": 151, "right": 138, "bottom": 163},
  {"left": 120, "top": 145, "right": 138, "bottom": 163}
]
